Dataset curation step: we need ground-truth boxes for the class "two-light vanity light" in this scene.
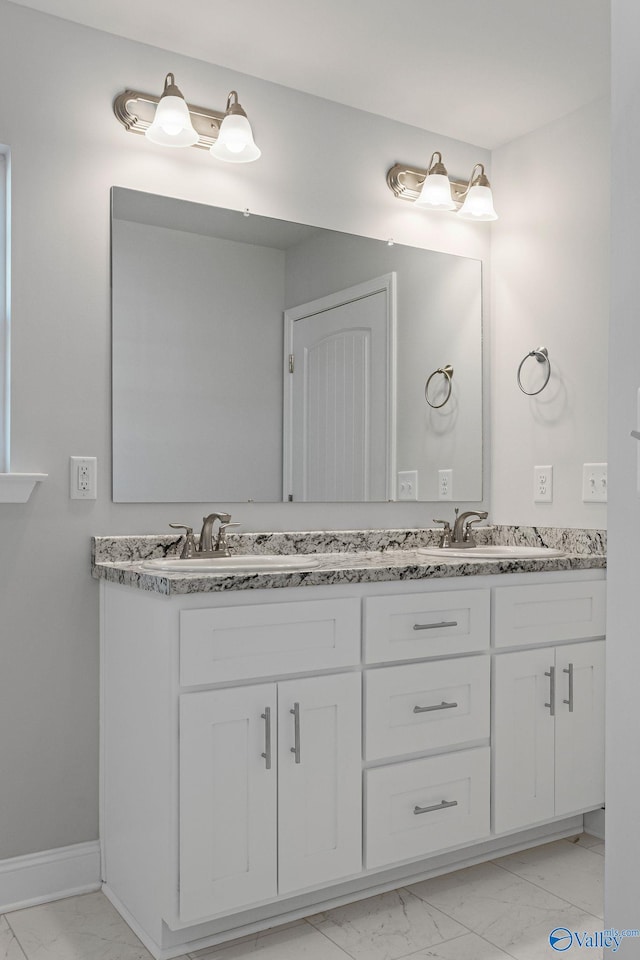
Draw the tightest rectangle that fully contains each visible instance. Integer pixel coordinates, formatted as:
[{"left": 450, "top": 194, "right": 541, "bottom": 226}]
[
  {"left": 387, "top": 151, "right": 498, "bottom": 221},
  {"left": 113, "top": 73, "right": 261, "bottom": 162}
]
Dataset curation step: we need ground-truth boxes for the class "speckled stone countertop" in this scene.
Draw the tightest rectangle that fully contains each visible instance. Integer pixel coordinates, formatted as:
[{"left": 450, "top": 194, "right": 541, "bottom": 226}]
[{"left": 91, "top": 526, "right": 606, "bottom": 597}]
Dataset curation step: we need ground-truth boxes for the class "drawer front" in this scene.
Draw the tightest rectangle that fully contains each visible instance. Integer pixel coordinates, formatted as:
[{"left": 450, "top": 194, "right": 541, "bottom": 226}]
[
  {"left": 180, "top": 598, "right": 360, "bottom": 686},
  {"left": 365, "top": 747, "right": 490, "bottom": 869},
  {"left": 364, "top": 590, "right": 490, "bottom": 664},
  {"left": 493, "top": 580, "right": 606, "bottom": 648},
  {"left": 365, "top": 656, "right": 489, "bottom": 761}
]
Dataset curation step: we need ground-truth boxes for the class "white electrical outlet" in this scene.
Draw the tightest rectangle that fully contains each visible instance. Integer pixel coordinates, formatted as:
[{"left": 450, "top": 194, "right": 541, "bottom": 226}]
[
  {"left": 438, "top": 469, "right": 453, "bottom": 501},
  {"left": 70, "top": 456, "right": 97, "bottom": 500},
  {"left": 582, "top": 462, "right": 607, "bottom": 502},
  {"left": 534, "top": 465, "right": 553, "bottom": 503},
  {"left": 397, "top": 470, "right": 418, "bottom": 501}
]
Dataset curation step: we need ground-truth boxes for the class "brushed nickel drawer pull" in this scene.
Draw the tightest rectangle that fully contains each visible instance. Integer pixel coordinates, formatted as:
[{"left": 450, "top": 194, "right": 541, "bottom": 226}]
[
  {"left": 545, "top": 666, "right": 555, "bottom": 716},
  {"left": 290, "top": 702, "right": 301, "bottom": 764},
  {"left": 413, "top": 700, "right": 458, "bottom": 714},
  {"left": 260, "top": 707, "right": 272, "bottom": 770},
  {"left": 413, "top": 620, "right": 458, "bottom": 631},
  {"left": 414, "top": 799, "right": 458, "bottom": 815},
  {"left": 563, "top": 663, "right": 574, "bottom": 712}
]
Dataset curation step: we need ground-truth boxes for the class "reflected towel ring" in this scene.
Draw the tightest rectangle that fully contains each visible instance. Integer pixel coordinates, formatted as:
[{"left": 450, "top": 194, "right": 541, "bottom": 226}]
[
  {"left": 517, "top": 347, "right": 551, "bottom": 396},
  {"left": 425, "top": 364, "right": 454, "bottom": 409}
]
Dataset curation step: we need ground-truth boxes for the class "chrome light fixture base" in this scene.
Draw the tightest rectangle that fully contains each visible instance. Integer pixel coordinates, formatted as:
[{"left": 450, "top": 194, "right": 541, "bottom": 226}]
[{"left": 113, "top": 89, "right": 226, "bottom": 150}]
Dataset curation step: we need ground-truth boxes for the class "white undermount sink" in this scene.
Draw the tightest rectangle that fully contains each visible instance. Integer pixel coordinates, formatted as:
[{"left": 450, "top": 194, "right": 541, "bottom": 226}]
[
  {"left": 140, "top": 554, "right": 321, "bottom": 574},
  {"left": 418, "top": 545, "right": 565, "bottom": 560}
]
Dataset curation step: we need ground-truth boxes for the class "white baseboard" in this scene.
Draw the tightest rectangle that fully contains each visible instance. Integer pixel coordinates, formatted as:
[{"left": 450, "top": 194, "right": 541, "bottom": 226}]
[{"left": 0, "top": 841, "right": 101, "bottom": 914}]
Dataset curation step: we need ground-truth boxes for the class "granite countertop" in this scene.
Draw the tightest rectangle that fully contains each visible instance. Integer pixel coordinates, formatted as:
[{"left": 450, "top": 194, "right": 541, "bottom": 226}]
[{"left": 92, "top": 526, "right": 606, "bottom": 597}]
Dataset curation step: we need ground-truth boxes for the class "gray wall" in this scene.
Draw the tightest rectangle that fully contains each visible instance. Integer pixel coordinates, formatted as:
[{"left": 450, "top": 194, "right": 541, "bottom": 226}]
[
  {"left": 0, "top": 0, "right": 490, "bottom": 859},
  {"left": 491, "top": 97, "right": 609, "bottom": 528}
]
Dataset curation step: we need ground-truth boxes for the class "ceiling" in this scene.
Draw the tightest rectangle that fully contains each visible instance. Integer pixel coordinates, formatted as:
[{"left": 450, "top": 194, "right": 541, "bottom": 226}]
[{"left": 8, "top": 0, "right": 610, "bottom": 149}]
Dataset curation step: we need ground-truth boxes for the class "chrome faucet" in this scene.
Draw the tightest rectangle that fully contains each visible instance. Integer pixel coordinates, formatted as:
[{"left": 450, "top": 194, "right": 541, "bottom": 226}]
[
  {"left": 451, "top": 509, "right": 489, "bottom": 547},
  {"left": 169, "top": 513, "right": 241, "bottom": 559}
]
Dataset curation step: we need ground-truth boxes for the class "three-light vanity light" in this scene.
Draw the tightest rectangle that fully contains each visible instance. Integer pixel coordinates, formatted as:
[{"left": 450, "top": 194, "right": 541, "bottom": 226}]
[
  {"left": 387, "top": 151, "right": 498, "bottom": 221},
  {"left": 113, "top": 72, "right": 261, "bottom": 162}
]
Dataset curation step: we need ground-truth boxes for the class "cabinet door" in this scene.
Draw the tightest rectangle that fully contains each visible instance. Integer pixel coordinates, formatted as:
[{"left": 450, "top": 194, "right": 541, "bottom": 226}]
[
  {"left": 278, "top": 672, "right": 362, "bottom": 893},
  {"left": 179, "top": 684, "right": 277, "bottom": 922},
  {"left": 493, "top": 649, "right": 556, "bottom": 833},
  {"left": 555, "top": 640, "right": 605, "bottom": 816}
]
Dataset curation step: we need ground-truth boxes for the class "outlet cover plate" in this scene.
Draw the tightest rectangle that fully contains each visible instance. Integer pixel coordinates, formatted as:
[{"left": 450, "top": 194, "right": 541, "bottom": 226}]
[
  {"left": 534, "top": 465, "right": 553, "bottom": 503},
  {"left": 438, "top": 469, "right": 453, "bottom": 501},
  {"left": 70, "top": 456, "right": 97, "bottom": 500}
]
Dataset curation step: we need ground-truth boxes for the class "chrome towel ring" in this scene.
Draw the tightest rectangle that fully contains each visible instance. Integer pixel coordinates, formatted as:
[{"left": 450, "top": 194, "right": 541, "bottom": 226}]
[
  {"left": 425, "top": 364, "right": 454, "bottom": 409},
  {"left": 517, "top": 347, "right": 551, "bottom": 396}
]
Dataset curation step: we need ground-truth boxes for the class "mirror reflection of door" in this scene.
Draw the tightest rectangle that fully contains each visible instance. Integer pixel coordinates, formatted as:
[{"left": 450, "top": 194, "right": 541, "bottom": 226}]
[{"left": 284, "top": 275, "right": 396, "bottom": 502}]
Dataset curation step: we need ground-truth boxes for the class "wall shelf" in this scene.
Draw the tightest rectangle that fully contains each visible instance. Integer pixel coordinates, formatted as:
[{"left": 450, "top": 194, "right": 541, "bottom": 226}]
[{"left": 0, "top": 473, "right": 48, "bottom": 503}]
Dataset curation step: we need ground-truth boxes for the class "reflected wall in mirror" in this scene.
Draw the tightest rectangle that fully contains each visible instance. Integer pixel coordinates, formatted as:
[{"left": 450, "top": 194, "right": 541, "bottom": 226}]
[{"left": 111, "top": 187, "right": 483, "bottom": 502}]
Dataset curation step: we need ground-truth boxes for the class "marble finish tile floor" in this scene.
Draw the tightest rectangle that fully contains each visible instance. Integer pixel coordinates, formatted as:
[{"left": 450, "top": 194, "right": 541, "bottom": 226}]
[{"left": 0, "top": 836, "right": 604, "bottom": 960}]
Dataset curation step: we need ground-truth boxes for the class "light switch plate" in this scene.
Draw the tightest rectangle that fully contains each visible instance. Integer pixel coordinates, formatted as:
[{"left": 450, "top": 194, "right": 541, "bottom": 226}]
[
  {"left": 534, "top": 465, "right": 553, "bottom": 503},
  {"left": 582, "top": 462, "right": 607, "bottom": 502},
  {"left": 397, "top": 470, "right": 418, "bottom": 501}
]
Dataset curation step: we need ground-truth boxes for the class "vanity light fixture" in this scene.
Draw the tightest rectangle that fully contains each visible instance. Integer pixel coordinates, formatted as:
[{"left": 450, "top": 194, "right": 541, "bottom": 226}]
[
  {"left": 144, "top": 73, "right": 198, "bottom": 147},
  {"left": 387, "top": 154, "right": 498, "bottom": 221},
  {"left": 457, "top": 163, "right": 498, "bottom": 221},
  {"left": 113, "top": 76, "right": 261, "bottom": 162},
  {"left": 413, "top": 152, "right": 456, "bottom": 211},
  {"left": 210, "top": 91, "right": 261, "bottom": 163}
]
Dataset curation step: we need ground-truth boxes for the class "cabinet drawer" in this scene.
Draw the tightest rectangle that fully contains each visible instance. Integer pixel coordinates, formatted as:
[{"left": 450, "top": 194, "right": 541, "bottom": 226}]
[
  {"left": 364, "top": 656, "right": 489, "bottom": 761},
  {"left": 363, "top": 590, "right": 490, "bottom": 664},
  {"left": 365, "top": 747, "right": 490, "bottom": 869},
  {"left": 493, "top": 580, "right": 606, "bottom": 648},
  {"left": 180, "top": 598, "right": 360, "bottom": 686}
]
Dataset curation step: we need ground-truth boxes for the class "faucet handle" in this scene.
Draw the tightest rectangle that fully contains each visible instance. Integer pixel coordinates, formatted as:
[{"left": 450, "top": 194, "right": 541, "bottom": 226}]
[
  {"left": 169, "top": 523, "right": 197, "bottom": 559},
  {"left": 432, "top": 518, "right": 452, "bottom": 548},
  {"left": 219, "top": 521, "right": 242, "bottom": 535}
]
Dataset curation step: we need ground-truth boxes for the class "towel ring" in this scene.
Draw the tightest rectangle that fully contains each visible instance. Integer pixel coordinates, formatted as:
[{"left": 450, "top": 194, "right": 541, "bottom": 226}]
[
  {"left": 425, "top": 364, "right": 454, "bottom": 409},
  {"left": 517, "top": 347, "right": 551, "bottom": 396}
]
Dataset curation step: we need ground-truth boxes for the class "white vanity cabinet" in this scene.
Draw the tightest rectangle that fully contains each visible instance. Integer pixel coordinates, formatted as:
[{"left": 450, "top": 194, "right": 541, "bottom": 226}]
[
  {"left": 493, "top": 640, "right": 605, "bottom": 833},
  {"left": 100, "top": 567, "right": 605, "bottom": 960},
  {"left": 492, "top": 580, "right": 606, "bottom": 834},
  {"left": 179, "top": 672, "right": 361, "bottom": 922}
]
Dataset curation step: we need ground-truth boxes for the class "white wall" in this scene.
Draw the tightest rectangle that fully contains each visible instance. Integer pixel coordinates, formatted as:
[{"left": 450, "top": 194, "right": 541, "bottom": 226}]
[
  {"left": 0, "top": 0, "right": 491, "bottom": 858},
  {"left": 490, "top": 98, "right": 609, "bottom": 528},
  {"left": 606, "top": 1, "right": 640, "bottom": 948}
]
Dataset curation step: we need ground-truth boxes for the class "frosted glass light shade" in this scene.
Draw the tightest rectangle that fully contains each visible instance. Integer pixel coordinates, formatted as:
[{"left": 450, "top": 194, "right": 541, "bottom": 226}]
[
  {"left": 145, "top": 94, "right": 198, "bottom": 147},
  {"left": 458, "top": 184, "right": 498, "bottom": 221},
  {"left": 415, "top": 172, "right": 455, "bottom": 211},
  {"left": 210, "top": 113, "right": 261, "bottom": 163}
]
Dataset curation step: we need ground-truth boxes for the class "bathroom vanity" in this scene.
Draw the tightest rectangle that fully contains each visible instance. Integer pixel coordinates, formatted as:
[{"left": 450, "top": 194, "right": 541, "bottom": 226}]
[{"left": 94, "top": 528, "right": 606, "bottom": 960}]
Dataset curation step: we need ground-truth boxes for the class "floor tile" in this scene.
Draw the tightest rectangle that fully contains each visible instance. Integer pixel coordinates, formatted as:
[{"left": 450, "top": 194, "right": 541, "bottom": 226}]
[
  {"left": 0, "top": 917, "right": 28, "bottom": 960},
  {"left": 589, "top": 843, "right": 605, "bottom": 857},
  {"left": 5, "top": 892, "right": 187, "bottom": 960},
  {"left": 407, "top": 862, "right": 603, "bottom": 960},
  {"left": 189, "top": 923, "right": 351, "bottom": 960},
  {"left": 393, "top": 931, "right": 514, "bottom": 959},
  {"left": 494, "top": 839, "right": 604, "bottom": 918},
  {"left": 306, "top": 888, "right": 467, "bottom": 960}
]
